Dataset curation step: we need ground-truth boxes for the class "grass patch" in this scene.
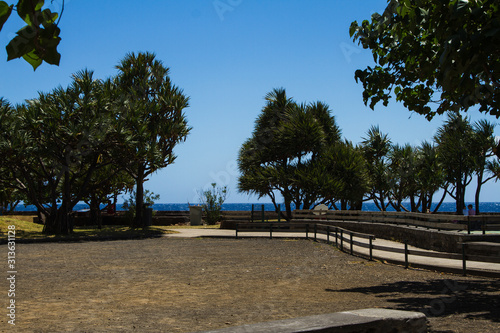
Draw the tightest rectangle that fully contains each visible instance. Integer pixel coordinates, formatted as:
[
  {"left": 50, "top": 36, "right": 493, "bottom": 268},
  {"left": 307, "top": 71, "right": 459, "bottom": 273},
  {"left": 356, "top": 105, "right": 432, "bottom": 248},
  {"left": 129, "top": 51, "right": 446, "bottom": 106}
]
[
  {"left": 0, "top": 216, "right": 45, "bottom": 239},
  {"left": 0, "top": 215, "right": 176, "bottom": 241},
  {"left": 165, "top": 224, "right": 221, "bottom": 229}
]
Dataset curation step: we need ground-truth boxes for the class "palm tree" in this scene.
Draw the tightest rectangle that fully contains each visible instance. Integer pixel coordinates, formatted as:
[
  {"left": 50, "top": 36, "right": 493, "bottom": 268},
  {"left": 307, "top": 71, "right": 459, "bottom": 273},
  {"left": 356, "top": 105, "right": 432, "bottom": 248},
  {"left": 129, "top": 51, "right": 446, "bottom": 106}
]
[
  {"left": 238, "top": 88, "right": 341, "bottom": 220},
  {"left": 318, "top": 141, "right": 369, "bottom": 210},
  {"left": 434, "top": 113, "right": 476, "bottom": 214},
  {"left": 471, "top": 119, "right": 497, "bottom": 214},
  {"left": 415, "top": 141, "right": 446, "bottom": 213},
  {"left": 388, "top": 144, "right": 418, "bottom": 211},
  {"left": 115, "top": 52, "right": 191, "bottom": 227},
  {"left": 3, "top": 70, "right": 117, "bottom": 234},
  {"left": 361, "top": 126, "right": 392, "bottom": 211}
]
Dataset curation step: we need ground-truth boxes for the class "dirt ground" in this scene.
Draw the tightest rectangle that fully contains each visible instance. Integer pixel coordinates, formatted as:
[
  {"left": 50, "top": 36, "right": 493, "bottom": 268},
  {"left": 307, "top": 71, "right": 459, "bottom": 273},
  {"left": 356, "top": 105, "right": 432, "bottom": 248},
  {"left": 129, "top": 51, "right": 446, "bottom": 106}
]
[{"left": 1, "top": 237, "right": 499, "bottom": 332}]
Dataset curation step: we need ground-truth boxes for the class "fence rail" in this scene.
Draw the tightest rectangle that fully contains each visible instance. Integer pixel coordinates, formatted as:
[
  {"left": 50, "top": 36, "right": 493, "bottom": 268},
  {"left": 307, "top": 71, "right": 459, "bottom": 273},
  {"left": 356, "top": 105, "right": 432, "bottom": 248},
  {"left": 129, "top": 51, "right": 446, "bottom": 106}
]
[
  {"left": 293, "top": 209, "right": 500, "bottom": 234},
  {"left": 234, "top": 222, "right": 500, "bottom": 276}
]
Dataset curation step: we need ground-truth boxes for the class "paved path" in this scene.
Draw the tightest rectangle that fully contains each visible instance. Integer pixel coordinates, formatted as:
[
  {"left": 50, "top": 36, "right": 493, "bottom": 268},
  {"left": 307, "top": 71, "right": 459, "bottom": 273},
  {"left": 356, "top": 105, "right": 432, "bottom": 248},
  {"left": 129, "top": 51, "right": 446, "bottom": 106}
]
[{"left": 164, "top": 228, "right": 500, "bottom": 277}]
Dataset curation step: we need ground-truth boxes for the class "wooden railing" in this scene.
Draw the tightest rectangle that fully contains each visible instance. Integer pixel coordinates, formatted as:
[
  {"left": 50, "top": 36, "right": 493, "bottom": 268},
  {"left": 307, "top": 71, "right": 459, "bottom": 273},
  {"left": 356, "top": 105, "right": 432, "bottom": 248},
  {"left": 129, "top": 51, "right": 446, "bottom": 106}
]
[
  {"left": 293, "top": 209, "right": 500, "bottom": 234},
  {"left": 234, "top": 221, "right": 500, "bottom": 276}
]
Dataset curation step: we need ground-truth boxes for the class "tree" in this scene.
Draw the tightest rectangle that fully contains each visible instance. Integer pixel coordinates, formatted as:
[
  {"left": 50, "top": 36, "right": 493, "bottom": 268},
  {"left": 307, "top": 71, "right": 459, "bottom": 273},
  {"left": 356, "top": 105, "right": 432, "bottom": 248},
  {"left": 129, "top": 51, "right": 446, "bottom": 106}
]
[
  {"left": 1, "top": 0, "right": 63, "bottom": 70},
  {"left": 115, "top": 52, "right": 191, "bottom": 227},
  {"left": 0, "top": 70, "right": 121, "bottom": 234},
  {"left": 434, "top": 113, "right": 476, "bottom": 214},
  {"left": 317, "top": 141, "right": 369, "bottom": 210},
  {"left": 361, "top": 126, "right": 392, "bottom": 211},
  {"left": 470, "top": 119, "right": 497, "bottom": 214},
  {"left": 350, "top": 0, "right": 500, "bottom": 121},
  {"left": 415, "top": 141, "right": 446, "bottom": 213},
  {"left": 81, "top": 165, "right": 134, "bottom": 229},
  {"left": 387, "top": 144, "right": 418, "bottom": 211},
  {"left": 238, "top": 88, "right": 342, "bottom": 220}
]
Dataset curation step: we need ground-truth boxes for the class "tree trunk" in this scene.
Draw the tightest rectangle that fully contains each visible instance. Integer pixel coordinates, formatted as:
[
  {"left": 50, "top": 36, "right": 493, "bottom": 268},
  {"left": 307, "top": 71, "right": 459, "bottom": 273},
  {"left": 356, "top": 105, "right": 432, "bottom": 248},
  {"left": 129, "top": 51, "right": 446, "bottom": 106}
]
[
  {"left": 456, "top": 177, "right": 463, "bottom": 215},
  {"left": 89, "top": 197, "right": 102, "bottom": 229},
  {"left": 475, "top": 172, "right": 484, "bottom": 215},
  {"left": 341, "top": 199, "right": 347, "bottom": 211},
  {"left": 134, "top": 167, "right": 145, "bottom": 228},
  {"left": 283, "top": 191, "right": 292, "bottom": 222}
]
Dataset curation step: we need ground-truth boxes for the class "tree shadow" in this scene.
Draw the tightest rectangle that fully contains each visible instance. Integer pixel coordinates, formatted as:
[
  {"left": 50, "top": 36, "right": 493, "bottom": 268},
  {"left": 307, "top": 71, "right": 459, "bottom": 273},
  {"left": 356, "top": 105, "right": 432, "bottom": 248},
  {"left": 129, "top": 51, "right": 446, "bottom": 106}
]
[{"left": 327, "top": 279, "right": 500, "bottom": 322}]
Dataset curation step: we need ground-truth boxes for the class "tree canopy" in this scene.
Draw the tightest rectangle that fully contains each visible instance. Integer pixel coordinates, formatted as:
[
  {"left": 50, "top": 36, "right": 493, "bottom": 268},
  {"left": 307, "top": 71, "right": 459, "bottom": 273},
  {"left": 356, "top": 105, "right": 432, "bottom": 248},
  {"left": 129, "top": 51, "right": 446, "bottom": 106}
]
[
  {"left": 350, "top": 0, "right": 500, "bottom": 120},
  {"left": 238, "top": 88, "right": 350, "bottom": 220},
  {"left": 115, "top": 52, "right": 191, "bottom": 227},
  {"left": 0, "top": 52, "right": 190, "bottom": 234}
]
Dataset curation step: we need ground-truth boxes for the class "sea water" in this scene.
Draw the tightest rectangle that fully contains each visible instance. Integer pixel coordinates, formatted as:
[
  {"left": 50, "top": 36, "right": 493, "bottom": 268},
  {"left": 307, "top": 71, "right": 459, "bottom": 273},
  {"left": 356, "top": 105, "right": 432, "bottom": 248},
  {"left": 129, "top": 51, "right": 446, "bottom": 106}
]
[{"left": 12, "top": 202, "right": 500, "bottom": 213}]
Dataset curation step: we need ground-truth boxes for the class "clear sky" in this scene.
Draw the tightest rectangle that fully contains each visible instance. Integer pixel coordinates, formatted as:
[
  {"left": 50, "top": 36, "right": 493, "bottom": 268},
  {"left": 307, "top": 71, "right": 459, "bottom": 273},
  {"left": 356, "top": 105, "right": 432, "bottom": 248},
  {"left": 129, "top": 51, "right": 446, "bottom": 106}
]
[{"left": 1, "top": 0, "right": 498, "bottom": 204}]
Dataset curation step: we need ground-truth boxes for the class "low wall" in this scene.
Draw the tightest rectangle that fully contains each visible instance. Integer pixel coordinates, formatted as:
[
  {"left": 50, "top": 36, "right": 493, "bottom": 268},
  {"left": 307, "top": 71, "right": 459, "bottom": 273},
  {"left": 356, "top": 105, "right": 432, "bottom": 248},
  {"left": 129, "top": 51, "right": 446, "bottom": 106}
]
[
  {"left": 221, "top": 218, "right": 500, "bottom": 253},
  {"left": 198, "top": 308, "right": 427, "bottom": 333},
  {"left": 304, "top": 220, "right": 500, "bottom": 253}
]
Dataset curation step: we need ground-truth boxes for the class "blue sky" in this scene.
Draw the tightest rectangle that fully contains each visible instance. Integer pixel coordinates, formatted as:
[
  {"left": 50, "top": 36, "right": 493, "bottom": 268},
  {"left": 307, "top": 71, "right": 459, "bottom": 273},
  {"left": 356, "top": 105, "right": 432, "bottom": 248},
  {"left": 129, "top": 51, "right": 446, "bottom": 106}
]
[{"left": 1, "top": 0, "right": 498, "bottom": 204}]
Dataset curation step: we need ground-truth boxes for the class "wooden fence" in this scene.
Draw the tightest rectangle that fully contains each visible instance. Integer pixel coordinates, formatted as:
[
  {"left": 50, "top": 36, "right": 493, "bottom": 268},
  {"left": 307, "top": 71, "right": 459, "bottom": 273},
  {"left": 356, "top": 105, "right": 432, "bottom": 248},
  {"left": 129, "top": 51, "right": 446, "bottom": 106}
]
[
  {"left": 234, "top": 222, "right": 500, "bottom": 276},
  {"left": 293, "top": 209, "right": 500, "bottom": 234}
]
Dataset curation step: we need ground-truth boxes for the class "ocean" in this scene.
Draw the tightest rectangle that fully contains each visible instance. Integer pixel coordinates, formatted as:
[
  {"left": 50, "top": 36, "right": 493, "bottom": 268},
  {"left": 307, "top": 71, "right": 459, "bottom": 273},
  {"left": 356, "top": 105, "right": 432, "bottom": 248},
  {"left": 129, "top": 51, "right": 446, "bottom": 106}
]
[{"left": 12, "top": 202, "right": 500, "bottom": 213}]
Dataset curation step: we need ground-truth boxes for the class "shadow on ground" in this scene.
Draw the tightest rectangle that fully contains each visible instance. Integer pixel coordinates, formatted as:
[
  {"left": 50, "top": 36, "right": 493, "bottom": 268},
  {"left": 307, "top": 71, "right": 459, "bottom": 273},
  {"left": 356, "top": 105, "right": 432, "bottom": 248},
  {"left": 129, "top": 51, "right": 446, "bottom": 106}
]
[{"left": 329, "top": 279, "right": 500, "bottom": 324}]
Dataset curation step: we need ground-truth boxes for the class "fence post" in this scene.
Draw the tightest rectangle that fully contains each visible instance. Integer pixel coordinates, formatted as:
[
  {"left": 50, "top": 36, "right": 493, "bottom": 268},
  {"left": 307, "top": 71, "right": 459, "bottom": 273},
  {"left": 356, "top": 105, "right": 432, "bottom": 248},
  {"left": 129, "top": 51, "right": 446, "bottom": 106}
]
[
  {"left": 270, "top": 223, "right": 273, "bottom": 239},
  {"left": 251, "top": 204, "right": 254, "bottom": 223},
  {"left": 340, "top": 230, "right": 344, "bottom": 251},
  {"left": 314, "top": 224, "right": 317, "bottom": 242},
  {"left": 236, "top": 224, "right": 239, "bottom": 239},
  {"left": 482, "top": 219, "right": 485, "bottom": 235},
  {"left": 327, "top": 226, "right": 330, "bottom": 244},
  {"left": 369, "top": 236, "right": 373, "bottom": 261},
  {"left": 306, "top": 224, "right": 309, "bottom": 240},
  {"left": 335, "top": 227, "right": 338, "bottom": 246},
  {"left": 467, "top": 216, "right": 471, "bottom": 235},
  {"left": 462, "top": 243, "right": 467, "bottom": 276},
  {"left": 261, "top": 204, "right": 265, "bottom": 223},
  {"left": 278, "top": 204, "right": 281, "bottom": 223},
  {"left": 404, "top": 240, "right": 409, "bottom": 269},
  {"left": 350, "top": 233, "right": 354, "bottom": 255}
]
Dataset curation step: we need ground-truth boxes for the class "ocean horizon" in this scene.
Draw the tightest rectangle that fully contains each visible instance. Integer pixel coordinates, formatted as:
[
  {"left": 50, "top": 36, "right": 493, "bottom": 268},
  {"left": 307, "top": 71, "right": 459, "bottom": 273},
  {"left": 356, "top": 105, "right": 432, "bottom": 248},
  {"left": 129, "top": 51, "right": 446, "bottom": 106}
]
[{"left": 12, "top": 202, "right": 500, "bottom": 213}]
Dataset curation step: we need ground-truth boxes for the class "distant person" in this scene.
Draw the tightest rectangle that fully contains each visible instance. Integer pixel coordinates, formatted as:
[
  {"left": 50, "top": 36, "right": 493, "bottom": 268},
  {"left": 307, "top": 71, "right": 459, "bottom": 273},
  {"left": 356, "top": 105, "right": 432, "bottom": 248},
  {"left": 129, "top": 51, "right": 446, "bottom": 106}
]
[
  {"left": 462, "top": 205, "right": 468, "bottom": 216},
  {"left": 105, "top": 200, "right": 116, "bottom": 215},
  {"left": 467, "top": 204, "right": 476, "bottom": 216}
]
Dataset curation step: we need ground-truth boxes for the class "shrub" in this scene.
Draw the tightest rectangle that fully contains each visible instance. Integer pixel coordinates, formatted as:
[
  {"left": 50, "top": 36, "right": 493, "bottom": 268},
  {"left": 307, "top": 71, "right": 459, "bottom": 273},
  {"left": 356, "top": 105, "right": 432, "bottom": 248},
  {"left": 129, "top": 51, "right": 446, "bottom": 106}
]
[{"left": 198, "top": 183, "right": 228, "bottom": 225}]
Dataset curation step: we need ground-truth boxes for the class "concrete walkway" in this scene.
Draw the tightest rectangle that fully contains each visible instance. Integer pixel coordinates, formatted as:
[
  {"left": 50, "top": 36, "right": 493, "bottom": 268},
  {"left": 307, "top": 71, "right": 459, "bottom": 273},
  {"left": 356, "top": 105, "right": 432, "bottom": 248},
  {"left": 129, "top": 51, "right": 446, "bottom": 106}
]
[{"left": 164, "top": 228, "right": 500, "bottom": 277}]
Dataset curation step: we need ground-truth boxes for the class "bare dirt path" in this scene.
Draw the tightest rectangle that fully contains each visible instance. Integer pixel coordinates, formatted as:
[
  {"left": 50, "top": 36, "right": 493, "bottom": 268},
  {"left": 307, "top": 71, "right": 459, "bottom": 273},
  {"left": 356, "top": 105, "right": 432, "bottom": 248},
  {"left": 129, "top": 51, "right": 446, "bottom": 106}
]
[{"left": 1, "top": 238, "right": 499, "bottom": 332}]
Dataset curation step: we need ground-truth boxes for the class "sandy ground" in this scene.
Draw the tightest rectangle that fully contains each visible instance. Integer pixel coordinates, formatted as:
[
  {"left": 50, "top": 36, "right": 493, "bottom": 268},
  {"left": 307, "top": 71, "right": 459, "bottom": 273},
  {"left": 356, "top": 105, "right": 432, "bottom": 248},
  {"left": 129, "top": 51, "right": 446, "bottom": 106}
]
[{"left": 1, "top": 237, "right": 499, "bottom": 332}]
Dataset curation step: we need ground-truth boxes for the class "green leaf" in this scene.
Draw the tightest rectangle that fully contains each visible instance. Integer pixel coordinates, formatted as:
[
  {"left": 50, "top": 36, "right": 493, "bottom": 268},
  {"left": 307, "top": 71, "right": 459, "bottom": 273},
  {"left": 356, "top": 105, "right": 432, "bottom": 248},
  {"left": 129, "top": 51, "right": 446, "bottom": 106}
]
[
  {"left": 22, "top": 49, "right": 42, "bottom": 70},
  {"left": 41, "top": 8, "right": 57, "bottom": 28},
  {"left": 41, "top": 35, "right": 61, "bottom": 66},
  {"left": 0, "top": 1, "right": 13, "bottom": 31},
  {"left": 17, "top": 0, "right": 45, "bottom": 25},
  {"left": 6, "top": 26, "right": 37, "bottom": 61}
]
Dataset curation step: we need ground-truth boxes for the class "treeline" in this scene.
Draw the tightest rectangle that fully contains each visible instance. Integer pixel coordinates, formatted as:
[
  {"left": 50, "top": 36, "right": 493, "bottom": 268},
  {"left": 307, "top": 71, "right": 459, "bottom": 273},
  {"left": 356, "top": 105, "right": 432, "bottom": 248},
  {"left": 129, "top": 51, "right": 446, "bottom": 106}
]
[
  {"left": 238, "top": 88, "right": 500, "bottom": 221},
  {"left": 0, "top": 52, "right": 191, "bottom": 234}
]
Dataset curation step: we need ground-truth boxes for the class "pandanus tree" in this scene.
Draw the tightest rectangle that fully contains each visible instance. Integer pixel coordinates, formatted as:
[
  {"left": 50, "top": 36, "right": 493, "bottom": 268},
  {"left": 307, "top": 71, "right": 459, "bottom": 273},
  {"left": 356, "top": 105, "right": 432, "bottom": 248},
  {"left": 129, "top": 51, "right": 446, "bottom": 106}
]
[
  {"left": 415, "top": 141, "right": 446, "bottom": 213},
  {"left": 387, "top": 144, "right": 418, "bottom": 211},
  {"left": 434, "top": 113, "right": 476, "bottom": 214},
  {"left": 115, "top": 52, "right": 191, "bottom": 227},
  {"left": 361, "top": 126, "right": 392, "bottom": 211},
  {"left": 0, "top": 70, "right": 120, "bottom": 234},
  {"left": 470, "top": 119, "right": 498, "bottom": 214},
  {"left": 317, "top": 140, "right": 369, "bottom": 210},
  {"left": 238, "top": 88, "right": 342, "bottom": 220},
  {"left": 0, "top": 99, "right": 23, "bottom": 214}
]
